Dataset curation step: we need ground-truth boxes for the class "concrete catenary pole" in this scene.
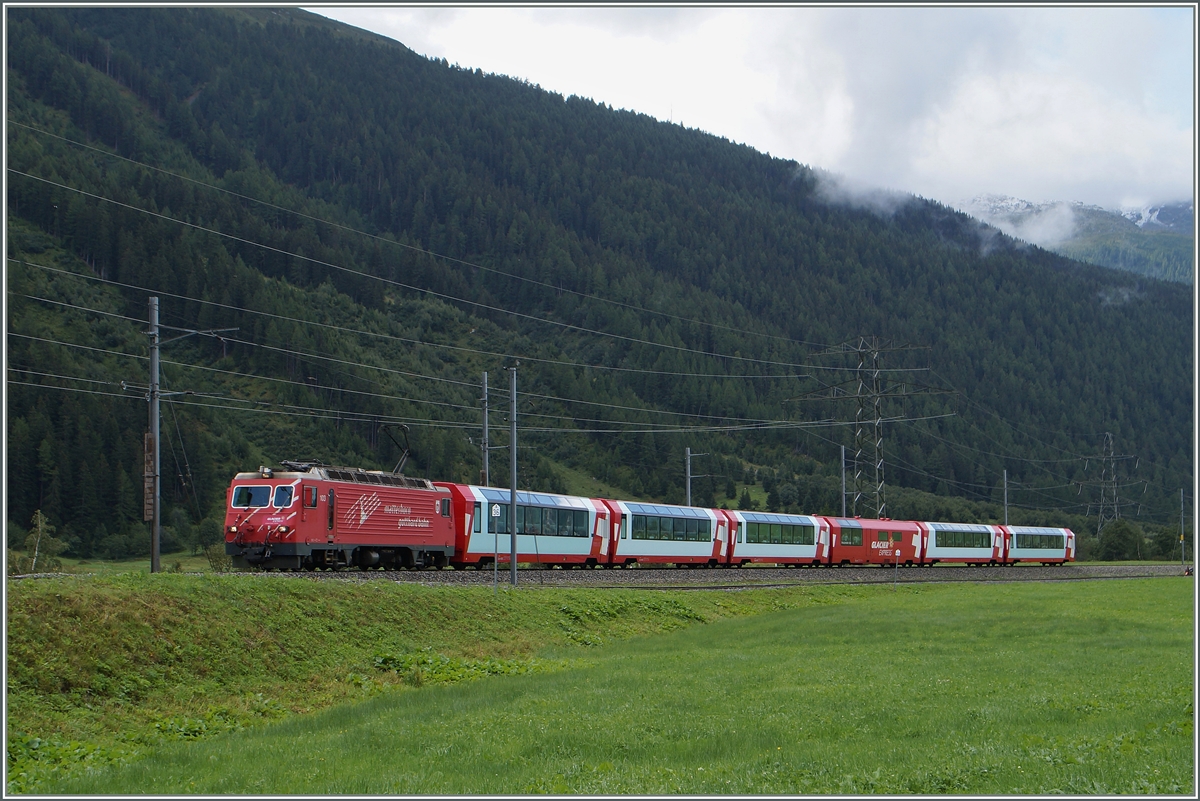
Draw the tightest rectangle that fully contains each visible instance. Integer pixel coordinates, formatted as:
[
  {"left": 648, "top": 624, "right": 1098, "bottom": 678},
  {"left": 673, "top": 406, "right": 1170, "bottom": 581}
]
[
  {"left": 509, "top": 365, "right": 518, "bottom": 586},
  {"left": 1004, "top": 469, "right": 1009, "bottom": 526},
  {"left": 148, "top": 297, "right": 161, "bottom": 574},
  {"left": 686, "top": 447, "right": 692, "bottom": 507},
  {"left": 481, "top": 372, "right": 489, "bottom": 486}
]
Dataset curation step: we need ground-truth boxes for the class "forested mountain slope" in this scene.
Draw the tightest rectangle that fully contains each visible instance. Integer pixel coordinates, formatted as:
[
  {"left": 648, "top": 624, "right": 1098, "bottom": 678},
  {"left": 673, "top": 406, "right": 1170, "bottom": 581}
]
[{"left": 5, "top": 7, "right": 1192, "bottom": 559}]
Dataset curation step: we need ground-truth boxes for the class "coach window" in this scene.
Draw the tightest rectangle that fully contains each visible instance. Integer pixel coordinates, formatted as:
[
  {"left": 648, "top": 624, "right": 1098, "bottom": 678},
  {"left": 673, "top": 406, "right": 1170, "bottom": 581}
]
[
  {"left": 573, "top": 510, "right": 589, "bottom": 537},
  {"left": 841, "top": 527, "right": 863, "bottom": 547},
  {"left": 232, "top": 486, "right": 271, "bottom": 508},
  {"left": 1015, "top": 533, "right": 1064, "bottom": 550},
  {"left": 487, "top": 504, "right": 509, "bottom": 535},
  {"left": 937, "top": 529, "right": 990, "bottom": 549},
  {"left": 327, "top": 489, "right": 335, "bottom": 530},
  {"left": 543, "top": 508, "right": 558, "bottom": 537},
  {"left": 273, "top": 486, "right": 294, "bottom": 508},
  {"left": 473, "top": 503, "right": 482, "bottom": 533},
  {"left": 303, "top": 486, "right": 318, "bottom": 508}
]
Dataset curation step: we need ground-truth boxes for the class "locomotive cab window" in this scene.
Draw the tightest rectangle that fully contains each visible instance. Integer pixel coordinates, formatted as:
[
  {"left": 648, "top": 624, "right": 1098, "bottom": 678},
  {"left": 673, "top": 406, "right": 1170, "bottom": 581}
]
[
  {"left": 327, "top": 489, "right": 335, "bottom": 530},
  {"left": 273, "top": 486, "right": 294, "bottom": 508},
  {"left": 232, "top": 486, "right": 271, "bottom": 508},
  {"left": 303, "top": 486, "right": 318, "bottom": 508},
  {"left": 440, "top": 498, "right": 451, "bottom": 517}
]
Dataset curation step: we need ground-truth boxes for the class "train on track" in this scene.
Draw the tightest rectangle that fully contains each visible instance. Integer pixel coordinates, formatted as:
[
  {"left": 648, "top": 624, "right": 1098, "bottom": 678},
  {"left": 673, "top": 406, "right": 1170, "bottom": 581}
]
[{"left": 224, "top": 461, "right": 1075, "bottom": 571}]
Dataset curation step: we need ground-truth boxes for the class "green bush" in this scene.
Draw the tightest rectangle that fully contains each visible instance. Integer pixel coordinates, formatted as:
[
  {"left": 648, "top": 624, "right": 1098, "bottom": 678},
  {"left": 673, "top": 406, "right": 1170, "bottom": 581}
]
[{"left": 1099, "top": 519, "right": 1145, "bottom": 561}]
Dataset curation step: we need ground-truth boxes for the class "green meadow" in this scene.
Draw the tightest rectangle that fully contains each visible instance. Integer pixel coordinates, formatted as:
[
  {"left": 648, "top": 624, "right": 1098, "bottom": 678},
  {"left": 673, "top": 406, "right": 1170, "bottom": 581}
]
[{"left": 7, "top": 576, "right": 1193, "bottom": 794}]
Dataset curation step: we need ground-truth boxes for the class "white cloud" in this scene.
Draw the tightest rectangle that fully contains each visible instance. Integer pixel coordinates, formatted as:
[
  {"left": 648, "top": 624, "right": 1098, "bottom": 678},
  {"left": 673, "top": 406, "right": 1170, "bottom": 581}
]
[
  {"left": 913, "top": 71, "right": 1194, "bottom": 209},
  {"left": 305, "top": 6, "right": 1195, "bottom": 210}
]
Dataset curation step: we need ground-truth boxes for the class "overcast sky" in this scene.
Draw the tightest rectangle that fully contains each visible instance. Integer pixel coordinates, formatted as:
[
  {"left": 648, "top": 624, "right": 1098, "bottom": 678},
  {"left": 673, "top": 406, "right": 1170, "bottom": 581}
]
[{"left": 307, "top": 5, "right": 1195, "bottom": 213}]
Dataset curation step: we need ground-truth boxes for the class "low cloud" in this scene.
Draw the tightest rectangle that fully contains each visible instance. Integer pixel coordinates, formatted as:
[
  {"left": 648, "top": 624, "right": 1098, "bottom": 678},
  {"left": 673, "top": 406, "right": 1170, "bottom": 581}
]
[
  {"left": 810, "top": 168, "right": 915, "bottom": 218},
  {"left": 962, "top": 197, "right": 1079, "bottom": 248}
]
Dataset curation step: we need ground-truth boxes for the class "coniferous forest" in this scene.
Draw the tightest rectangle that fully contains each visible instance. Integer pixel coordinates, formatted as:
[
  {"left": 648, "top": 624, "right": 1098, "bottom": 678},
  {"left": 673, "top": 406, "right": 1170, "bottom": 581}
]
[{"left": 5, "top": 7, "right": 1194, "bottom": 561}]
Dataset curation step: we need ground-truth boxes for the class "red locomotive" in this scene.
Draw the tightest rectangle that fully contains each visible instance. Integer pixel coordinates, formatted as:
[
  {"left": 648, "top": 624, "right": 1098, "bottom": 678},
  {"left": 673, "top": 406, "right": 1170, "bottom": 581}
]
[
  {"left": 225, "top": 465, "right": 1075, "bottom": 570},
  {"left": 224, "top": 461, "right": 455, "bottom": 570}
]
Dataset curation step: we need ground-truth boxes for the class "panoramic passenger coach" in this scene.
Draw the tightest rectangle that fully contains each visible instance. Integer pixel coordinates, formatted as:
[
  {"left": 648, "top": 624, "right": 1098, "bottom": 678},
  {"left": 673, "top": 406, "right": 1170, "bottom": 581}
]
[
  {"left": 436, "top": 483, "right": 611, "bottom": 568},
  {"left": 728, "top": 510, "right": 829, "bottom": 566}
]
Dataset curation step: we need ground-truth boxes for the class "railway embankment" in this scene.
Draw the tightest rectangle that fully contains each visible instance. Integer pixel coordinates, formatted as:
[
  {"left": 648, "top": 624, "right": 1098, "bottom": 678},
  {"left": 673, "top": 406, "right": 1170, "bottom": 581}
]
[
  {"left": 305, "top": 560, "right": 1191, "bottom": 588},
  {"left": 5, "top": 567, "right": 1190, "bottom": 793},
  {"left": 9, "top": 568, "right": 1190, "bottom": 796}
]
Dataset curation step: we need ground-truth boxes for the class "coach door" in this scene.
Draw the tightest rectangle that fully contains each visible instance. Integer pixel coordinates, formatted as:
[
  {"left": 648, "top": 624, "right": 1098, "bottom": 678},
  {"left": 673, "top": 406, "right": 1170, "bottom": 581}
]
[{"left": 596, "top": 510, "right": 610, "bottom": 558}]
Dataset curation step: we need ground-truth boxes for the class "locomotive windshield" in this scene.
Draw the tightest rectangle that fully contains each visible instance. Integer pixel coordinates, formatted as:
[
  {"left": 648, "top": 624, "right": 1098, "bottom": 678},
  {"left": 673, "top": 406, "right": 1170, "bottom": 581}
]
[
  {"left": 232, "top": 486, "right": 271, "bottom": 508},
  {"left": 273, "top": 486, "right": 294, "bottom": 508}
]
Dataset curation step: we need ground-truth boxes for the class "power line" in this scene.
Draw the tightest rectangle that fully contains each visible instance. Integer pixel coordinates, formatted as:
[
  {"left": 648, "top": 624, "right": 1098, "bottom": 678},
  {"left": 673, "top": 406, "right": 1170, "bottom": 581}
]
[
  {"left": 10, "top": 170, "right": 849, "bottom": 374},
  {"left": 11, "top": 119, "right": 839, "bottom": 350},
  {"left": 13, "top": 259, "right": 820, "bottom": 380},
  {"left": 11, "top": 283, "right": 823, "bottom": 427},
  {"left": 7, "top": 379, "right": 142, "bottom": 401},
  {"left": 928, "top": 367, "right": 1109, "bottom": 457},
  {"left": 8, "top": 332, "right": 148, "bottom": 362}
]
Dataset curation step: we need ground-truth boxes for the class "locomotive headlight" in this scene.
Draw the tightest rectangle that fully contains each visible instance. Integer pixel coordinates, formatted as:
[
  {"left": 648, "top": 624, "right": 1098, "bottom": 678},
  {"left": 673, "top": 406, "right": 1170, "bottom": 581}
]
[
  {"left": 277, "top": 526, "right": 290, "bottom": 534},
  {"left": 227, "top": 526, "right": 238, "bottom": 534}
]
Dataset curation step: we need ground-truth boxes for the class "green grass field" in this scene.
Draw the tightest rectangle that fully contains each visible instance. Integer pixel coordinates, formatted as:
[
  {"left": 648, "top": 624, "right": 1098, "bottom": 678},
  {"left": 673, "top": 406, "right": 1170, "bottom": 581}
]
[{"left": 9, "top": 576, "right": 1192, "bottom": 795}]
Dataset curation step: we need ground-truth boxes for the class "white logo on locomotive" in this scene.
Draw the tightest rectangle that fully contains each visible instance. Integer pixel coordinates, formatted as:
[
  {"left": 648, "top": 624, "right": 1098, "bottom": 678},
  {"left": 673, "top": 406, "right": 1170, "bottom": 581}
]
[{"left": 343, "top": 493, "right": 382, "bottom": 528}]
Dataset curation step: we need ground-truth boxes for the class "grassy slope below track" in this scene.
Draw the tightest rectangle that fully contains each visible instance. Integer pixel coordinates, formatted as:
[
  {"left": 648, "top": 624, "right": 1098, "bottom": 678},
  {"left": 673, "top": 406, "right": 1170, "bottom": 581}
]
[
  {"left": 10, "top": 576, "right": 1195, "bottom": 795},
  {"left": 6, "top": 572, "right": 855, "bottom": 792}
]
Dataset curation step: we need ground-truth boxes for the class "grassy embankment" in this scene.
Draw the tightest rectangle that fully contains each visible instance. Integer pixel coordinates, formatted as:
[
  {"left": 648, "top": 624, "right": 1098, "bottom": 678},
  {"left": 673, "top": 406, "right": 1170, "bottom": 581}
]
[
  {"left": 7, "top": 572, "right": 851, "bottom": 792},
  {"left": 7, "top": 574, "right": 1192, "bottom": 794}
]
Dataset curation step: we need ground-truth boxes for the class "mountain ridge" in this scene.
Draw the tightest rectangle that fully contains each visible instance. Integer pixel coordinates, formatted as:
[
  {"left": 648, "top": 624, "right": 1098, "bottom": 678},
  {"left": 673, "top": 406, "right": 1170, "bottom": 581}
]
[{"left": 962, "top": 194, "right": 1194, "bottom": 283}]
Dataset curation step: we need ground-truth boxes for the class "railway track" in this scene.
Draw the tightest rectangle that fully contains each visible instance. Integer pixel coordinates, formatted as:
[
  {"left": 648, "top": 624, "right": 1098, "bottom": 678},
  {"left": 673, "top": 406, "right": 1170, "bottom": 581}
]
[
  {"left": 224, "top": 562, "right": 1191, "bottom": 589},
  {"left": 14, "top": 563, "right": 1190, "bottom": 588}
]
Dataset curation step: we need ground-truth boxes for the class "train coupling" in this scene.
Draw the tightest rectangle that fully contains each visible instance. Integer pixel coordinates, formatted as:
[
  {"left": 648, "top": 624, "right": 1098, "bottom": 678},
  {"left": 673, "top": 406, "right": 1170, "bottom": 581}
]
[{"left": 239, "top": 545, "right": 273, "bottom": 565}]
